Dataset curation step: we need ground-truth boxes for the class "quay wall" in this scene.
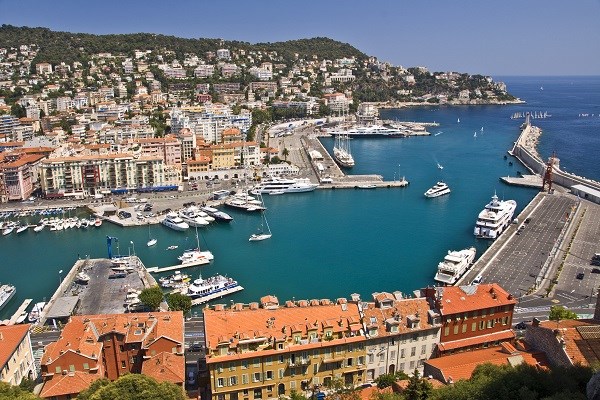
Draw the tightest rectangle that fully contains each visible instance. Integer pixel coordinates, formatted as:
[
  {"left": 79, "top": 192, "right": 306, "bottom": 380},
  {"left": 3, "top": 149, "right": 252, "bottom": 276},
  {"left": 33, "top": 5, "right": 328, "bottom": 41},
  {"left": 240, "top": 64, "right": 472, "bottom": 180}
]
[{"left": 512, "top": 125, "right": 600, "bottom": 193}]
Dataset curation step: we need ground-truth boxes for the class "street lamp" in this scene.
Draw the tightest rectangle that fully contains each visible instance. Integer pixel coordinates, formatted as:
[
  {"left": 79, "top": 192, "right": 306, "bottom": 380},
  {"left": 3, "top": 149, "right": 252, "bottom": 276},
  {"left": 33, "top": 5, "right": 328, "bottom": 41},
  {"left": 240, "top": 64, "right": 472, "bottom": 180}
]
[
  {"left": 58, "top": 269, "right": 63, "bottom": 286},
  {"left": 130, "top": 241, "right": 136, "bottom": 257}
]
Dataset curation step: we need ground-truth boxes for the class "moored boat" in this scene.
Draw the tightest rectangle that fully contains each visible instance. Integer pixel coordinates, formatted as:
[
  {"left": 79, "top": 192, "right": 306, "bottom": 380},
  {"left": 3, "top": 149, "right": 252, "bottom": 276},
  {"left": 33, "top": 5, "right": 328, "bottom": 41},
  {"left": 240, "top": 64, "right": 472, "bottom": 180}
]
[
  {"left": 433, "top": 247, "right": 477, "bottom": 285},
  {"left": 161, "top": 213, "right": 189, "bottom": 231},
  {"left": 0, "top": 284, "right": 16, "bottom": 311},
  {"left": 474, "top": 193, "right": 517, "bottom": 239},
  {"left": 28, "top": 301, "right": 46, "bottom": 323},
  {"left": 200, "top": 206, "right": 233, "bottom": 222},
  {"left": 251, "top": 176, "right": 318, "bottom": 195},
  {"left": 185, "top": 273, "right": 243, "bottom": 304}
]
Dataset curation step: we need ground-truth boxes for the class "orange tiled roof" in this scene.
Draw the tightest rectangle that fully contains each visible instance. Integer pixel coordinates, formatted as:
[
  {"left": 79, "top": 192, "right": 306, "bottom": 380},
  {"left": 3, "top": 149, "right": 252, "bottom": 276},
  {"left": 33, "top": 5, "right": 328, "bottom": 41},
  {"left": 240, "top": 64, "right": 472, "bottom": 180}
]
[
  {"left": 40, "top": 371, "right": 101, "bottom": 398},
  {"left": 537, "top": 319, "right": 600, "bottom": 366},
  {"left": 362, "top": 297, "right": 437, "bottom": 337},
  {"left": 437, "top": 329, "right": 515, "bottom": 352},
  {"left": 435, "top": 284, "right": 516, "bottom": 315},
  {"left": 425, "top": 345, "right": 549, "bottom": 383},
  {"left": 0, "top": 153, "right": 44, "bottom": 168},
  {"left": 0, "top": 324, "right": 30, "bottom": 369},
  {"left": 141, "top": 351, "right": 185, "bottom": 384}
]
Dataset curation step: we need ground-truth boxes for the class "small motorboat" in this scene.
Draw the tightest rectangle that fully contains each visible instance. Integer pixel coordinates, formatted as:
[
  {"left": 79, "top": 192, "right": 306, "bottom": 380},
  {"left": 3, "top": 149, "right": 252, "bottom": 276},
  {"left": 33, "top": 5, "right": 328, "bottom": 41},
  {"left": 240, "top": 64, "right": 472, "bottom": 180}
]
[
  {"left": 147, "top": 238, "right": 157, "bottom": 247},
  {"left": 167, "top": 245, "right": 178, "bottom": 250}
]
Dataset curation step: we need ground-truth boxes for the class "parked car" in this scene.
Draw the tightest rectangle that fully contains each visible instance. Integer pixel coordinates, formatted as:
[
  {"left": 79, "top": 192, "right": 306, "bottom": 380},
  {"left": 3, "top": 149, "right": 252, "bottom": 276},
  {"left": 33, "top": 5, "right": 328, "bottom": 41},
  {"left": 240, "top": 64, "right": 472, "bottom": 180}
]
[
  {"left": 576, "top": 272, "right": 585, "bottom": 280},
  {"left": 188, "top": 343, "right": 203, "bottom": 352},
  {"left": 515, "top": 321, "right": 528, "bottom": 330}
]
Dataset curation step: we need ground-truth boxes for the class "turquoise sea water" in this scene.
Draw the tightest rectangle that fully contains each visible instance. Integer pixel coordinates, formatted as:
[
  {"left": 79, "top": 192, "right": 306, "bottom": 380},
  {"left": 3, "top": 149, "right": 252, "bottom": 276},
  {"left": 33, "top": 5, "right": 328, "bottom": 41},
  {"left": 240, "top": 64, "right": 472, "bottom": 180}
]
[{"left": 1, "top": 76, "right": 599, "bottom": 319}]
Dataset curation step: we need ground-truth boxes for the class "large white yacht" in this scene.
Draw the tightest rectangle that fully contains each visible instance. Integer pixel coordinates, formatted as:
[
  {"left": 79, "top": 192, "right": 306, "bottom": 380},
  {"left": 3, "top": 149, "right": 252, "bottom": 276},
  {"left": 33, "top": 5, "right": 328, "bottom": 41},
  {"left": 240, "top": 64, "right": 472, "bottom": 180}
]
[
  {"left": 251, "top": 177, "right": 318, "bottom": 195},
  {"left": 327, "top": 124, "right": 407, "bottom": 137},
  {"left": 0, "top": 284, "right": 16, "bottom": 311},
  {"left": 178, "top": 208, "right": 210, "bottom": 227},
  {"left": 185, "top": 274, "right": 243, "bottom": 304},
  {"left": 161, "top": 213, "right": 189, "bottom": 231},
  {"left": 474, "top": 193, "right": 517, "bottom": 239},
  {"left": 434, "top": 247, "right": 477, "bottom": 285},
  {"left": 424, "top": 181, "right": 451, "bottom": 198}
]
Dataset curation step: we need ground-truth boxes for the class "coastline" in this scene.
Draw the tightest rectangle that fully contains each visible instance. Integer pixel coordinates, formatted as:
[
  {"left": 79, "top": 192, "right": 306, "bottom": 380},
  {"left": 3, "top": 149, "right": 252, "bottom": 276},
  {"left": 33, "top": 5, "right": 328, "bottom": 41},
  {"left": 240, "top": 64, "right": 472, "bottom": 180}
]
[{"left": 377, "top": 98, "right": 525, "bottom": 109}]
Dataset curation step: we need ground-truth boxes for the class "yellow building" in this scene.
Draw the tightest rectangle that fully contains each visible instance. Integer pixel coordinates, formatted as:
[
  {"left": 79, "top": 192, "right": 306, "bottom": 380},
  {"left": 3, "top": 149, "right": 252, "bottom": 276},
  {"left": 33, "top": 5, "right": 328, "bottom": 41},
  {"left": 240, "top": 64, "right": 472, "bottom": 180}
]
[
  {"left": 203, "top": 296, "right": 367, "bottom": 400},
  {"left": 0, "top": 324, "right": 37, "bottom": 385}
]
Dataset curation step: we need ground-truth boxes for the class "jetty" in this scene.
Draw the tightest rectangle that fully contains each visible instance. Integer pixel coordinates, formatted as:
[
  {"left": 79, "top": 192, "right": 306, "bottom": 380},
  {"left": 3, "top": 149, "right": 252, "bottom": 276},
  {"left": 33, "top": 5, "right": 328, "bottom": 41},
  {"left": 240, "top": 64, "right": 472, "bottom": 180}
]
[
  {"left": 7, "top": 299, "right": 32, "bottom": 325},
  {"left": 500, "top": 175, "right": 543, "bottom": 188}
]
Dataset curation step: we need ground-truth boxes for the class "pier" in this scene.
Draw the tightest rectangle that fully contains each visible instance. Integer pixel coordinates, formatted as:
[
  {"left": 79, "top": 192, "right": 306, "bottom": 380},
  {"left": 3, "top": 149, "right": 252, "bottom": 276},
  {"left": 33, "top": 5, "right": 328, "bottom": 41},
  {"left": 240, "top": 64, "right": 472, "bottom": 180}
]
[
  {"left": 500, "top": 175, "right": 543, "bottom": 188},
  {"left": 7, "top": 299, "right": 32, "bottom": 325}
]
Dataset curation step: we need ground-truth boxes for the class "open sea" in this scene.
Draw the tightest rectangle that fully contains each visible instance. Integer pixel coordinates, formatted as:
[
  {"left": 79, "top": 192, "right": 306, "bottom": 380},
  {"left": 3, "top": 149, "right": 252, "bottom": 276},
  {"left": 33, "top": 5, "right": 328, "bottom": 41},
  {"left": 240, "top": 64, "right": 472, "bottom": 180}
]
[{"left": 1, "top": 76, "right": 599, "bottom": 319}]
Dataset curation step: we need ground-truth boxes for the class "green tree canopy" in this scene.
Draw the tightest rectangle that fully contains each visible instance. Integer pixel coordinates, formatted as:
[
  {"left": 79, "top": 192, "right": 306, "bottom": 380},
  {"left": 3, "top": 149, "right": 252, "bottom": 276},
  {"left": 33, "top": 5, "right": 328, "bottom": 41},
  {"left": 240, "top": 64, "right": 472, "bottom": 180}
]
[
  {"left": 138, "top": 286, "right": 163, "bottom": 311},
  {"left": 166, "top": 293, "right": 191, "bottom": 315},
  {"left": 76, "top": 374, "right": 185, "bottom": 400},
  {"left": 0, "top": 381, "right": 39, "bottom": 399},
  {"left": 403, "top": 370, "right": 432, "bottom": 400},
  {"left": 549, "top": 305, "right": 578, "bottom": 322}
]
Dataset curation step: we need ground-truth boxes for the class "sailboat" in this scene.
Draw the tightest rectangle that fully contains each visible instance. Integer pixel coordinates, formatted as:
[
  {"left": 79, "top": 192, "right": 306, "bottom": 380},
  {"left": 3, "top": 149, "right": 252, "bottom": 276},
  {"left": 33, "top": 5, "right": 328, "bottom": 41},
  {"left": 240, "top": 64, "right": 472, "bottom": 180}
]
[
  {"left": 481, "top": 126, "right": 484, "bottom": 132},
  {"left": 437, "top": 163, "right": 444, "bottom": 170},
  {"left": 474, "top": 131, "right": 477, "bottom": 138},
  {"left": 457, "top": 118, "right": 460, "bottom": 123},
  {"left": 177, "top": 225, "right": 214, "bottom": 266},
  {"left": 146, "top": 222, "right": 157, "bottom": 247},
  {"left": 332, "top": 133, "right": 355, "bottom": 168},
  {"left": 249, "top": 193, "right": 272, "bottom": 241}
]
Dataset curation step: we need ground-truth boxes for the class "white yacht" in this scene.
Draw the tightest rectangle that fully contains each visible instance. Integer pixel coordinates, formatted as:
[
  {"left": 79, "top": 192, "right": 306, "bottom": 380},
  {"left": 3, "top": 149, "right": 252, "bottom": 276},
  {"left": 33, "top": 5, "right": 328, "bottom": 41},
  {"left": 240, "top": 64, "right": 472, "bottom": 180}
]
[
  {"left": 177, "top": 226, "right": 214, "bottom": 267},
  {"left": 0, "top": 284, "right": 16, "bottom": 311},
  {"left": 185, "top": 274, "right": 243, "bottom": 304},
  {"left": 251, "top": 176, "right": 318, "bottom": 195},
  {"left": 474, "top": 193, "right": 517, "bottom": 239},
  {"left": 327, "top": 124, "right": 407, "bottom": 137},
  {"left": 28, "top": 301, "right": 46, "bottom": 323},
  {"left": 178, "top": 208, "right": 209, "bottom": 227},
  {"left": 333, "top": 134, "right": 355, "bottom": 168},
  {"left": 434, "top": 247, "right": 477, "bottom": 285},
  {"left": 161, "top": 213, "right": 189, "bottom": 231},
  {"left": 200, "top": 206, "right": 233, "bottom": 222},
  {"left": 424, "top": 182, "right": 451, "bottom": 198}
]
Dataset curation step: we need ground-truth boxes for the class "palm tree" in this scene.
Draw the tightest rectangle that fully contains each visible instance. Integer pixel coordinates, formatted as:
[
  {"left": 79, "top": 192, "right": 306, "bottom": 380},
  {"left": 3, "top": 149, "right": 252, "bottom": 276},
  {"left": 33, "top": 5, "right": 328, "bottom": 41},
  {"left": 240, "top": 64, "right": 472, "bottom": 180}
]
[{"left": 282, "top": 147, "right": 289, "bottom": 161}]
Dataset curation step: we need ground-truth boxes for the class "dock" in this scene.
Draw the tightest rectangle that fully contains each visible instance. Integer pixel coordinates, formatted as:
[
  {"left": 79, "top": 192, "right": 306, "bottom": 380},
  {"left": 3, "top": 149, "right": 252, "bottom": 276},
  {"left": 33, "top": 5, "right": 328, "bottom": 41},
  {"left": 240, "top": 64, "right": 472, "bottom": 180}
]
[
  {"left": 146, "top": 260, "right": 209, "bottom": 274},
  {"left": 190, "top": 286, "right": 244, "bottom": 306},
  {"left": 500, "top": 175, "right": 543, "bottom": 188},
  {"left": 7, "top": 299, "right": 32, "bottom": 325}
]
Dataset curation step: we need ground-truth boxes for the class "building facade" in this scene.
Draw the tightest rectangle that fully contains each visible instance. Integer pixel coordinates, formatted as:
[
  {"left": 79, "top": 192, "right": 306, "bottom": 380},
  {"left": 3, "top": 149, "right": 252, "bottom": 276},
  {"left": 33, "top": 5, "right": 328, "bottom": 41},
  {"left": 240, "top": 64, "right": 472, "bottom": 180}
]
[{"left": 0, "top": 324, "right": 37, "bottom": 386}]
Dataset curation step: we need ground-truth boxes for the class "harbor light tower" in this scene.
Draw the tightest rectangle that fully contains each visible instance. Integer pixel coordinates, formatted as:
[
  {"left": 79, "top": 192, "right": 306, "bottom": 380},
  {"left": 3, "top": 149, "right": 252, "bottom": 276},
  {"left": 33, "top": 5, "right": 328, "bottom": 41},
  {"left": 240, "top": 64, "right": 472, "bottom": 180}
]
[{"left": 542, "top": 152, "right": 557, "bottom": 193}]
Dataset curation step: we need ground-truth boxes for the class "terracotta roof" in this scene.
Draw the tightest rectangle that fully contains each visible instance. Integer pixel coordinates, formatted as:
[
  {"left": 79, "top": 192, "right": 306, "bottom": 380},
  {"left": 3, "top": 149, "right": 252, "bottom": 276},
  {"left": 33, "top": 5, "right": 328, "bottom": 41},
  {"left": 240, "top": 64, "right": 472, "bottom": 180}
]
[
  {"left": 425, "top": 345, "right": 549, "bottom": 383},
  {"left": 437, "top": 329, "right": 515, "bottom": 352},
  {"left": 357, "top": 385, "right": 393, "bottom": 400},
  {"left": 204, "top": 302, "right": 363, "bottom": 362},
  {"left": 40, "top": 371, "right": 101, "bottom": 398},
  {"left": 0, "top": 324, "right": 30, "bottom": 369},
  {"left": 362, "top": 297, "right": 438, "bottom": 337},
  {"left": 434, "top": 284, "right": 516, "bottom": 316},
  {"left": 141, "top": 351, "right": 185, "bottom": 384},
  {"left": 0, "top": 153, "right": 44, "bottom": 168},
  {"left": 537, "top": 319, "right": 600, "bottom": 366}
]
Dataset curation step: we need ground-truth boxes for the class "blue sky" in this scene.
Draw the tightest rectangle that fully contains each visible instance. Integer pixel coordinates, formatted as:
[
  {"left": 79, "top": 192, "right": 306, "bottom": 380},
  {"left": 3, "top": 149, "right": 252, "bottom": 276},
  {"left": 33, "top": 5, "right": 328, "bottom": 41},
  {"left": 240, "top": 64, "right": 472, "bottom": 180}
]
[{"left": 1, "top": 0, "right": 599, "bottom": 76}]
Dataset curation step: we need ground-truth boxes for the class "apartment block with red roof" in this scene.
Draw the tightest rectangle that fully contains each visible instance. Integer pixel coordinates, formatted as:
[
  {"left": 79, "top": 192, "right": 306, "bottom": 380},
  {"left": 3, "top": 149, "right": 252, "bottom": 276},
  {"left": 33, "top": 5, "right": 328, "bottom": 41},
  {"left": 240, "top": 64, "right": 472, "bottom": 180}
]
[
  {"left": 362, "top": 292, "right": 441, "bottom": 382},
  {"left": 0, "top": 153, "right": 44, "bottom": 200},
  {"left": 203, "top": 296, "right": 367, "bottom": 400},
  {"left": 0, "top": 324, "right": 37, "bottom": 385},
  {"left": 39, "top": 312, "right": 185, "bottom": 399},
  {"left": 422, "top": 284, "right": 517, "bottom": 356}
]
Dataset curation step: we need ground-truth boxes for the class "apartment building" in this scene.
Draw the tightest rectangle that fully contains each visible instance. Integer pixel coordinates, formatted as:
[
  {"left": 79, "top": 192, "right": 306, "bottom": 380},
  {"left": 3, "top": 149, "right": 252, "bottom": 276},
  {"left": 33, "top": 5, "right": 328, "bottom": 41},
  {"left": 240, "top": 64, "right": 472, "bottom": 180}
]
[
  {"left": 40, "top": 153, "right": 175, "bottom": 198},
  {"left": 195, "top": 64, "right": 215, "bottom": 78},
  {"left": 126, "top": 135, "right": 182, "bottom": 167},
  {"left": 362, "top": 292, "right": 441, "bottom": 381},
  {"left": 39, "top": 312, "right": 184, "bottom": 399},
  {"left": 0, "top": 324, "right": 37, "bottom": 385},
  {"left": 203, "top": 296, "right": 367, "bottom": 400},
  {"left": 0, "top": 153, "right": 43, "bottom": 200},
  {"left": 423, "top": 284, "right": 516, "bottom": 356}
]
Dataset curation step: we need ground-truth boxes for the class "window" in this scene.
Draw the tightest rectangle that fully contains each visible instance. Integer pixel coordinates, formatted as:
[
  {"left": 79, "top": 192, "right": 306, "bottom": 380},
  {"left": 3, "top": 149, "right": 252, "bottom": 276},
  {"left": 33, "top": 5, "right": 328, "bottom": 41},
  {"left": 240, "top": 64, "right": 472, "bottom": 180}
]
[
  {"left": 55, "top": 366, "right": 61, "bottom": 374},
  {"left": 453, "top": 325, "right": 459, "bottom": 335},
  {"left": 266, "top": 357, "right": 272, "bottom": 365},
  {"left": 400, "top": 349, "right": 405, "bottom": 358},
  {"left": 253, "top": 358, "right": 260, "bottom": 367},
  {"left": 444, "top": 326, "right": 449, "bottom": 336},
  {"left": 481, "top": 309, "right": 487, "bottom": 317},
  {"left": 368, "top": 354, "right": 374, "bottom": 363},
  {"left": 253, "top": 372, "right": 261, "bottom": 382},
  {"left": 242, "top": 360, "right": 249, "bottom": 369},
  {"left": 479, "top": 321, "right": 485, "bottom": 330},
  {"left": 487, "top": 320, "right": 494, "bottom": 329},
  {"left": 347, "top": 358, "right": 353, "bottom": 367},
  {"left": 409, "top": 361, "right": 415, "bottom": 370},
  {"left": 279, "top": 369, "right": 285, "bottom": 379},
  {"left": 290, "top": 381, "right": 296, "bottom": 389},
  {"left": 242, "top": 374, "right": 249, "bottom": 384},
  {"left": 399, "top": 362, "right": 405, "bottom": 371},
  {"left": 243, "top": 389, "right": 249, "bottom": 396},
  {"left": 390, "top": 350, "right": 396, "bottom": 359},
  {"left": 411, "top": 347, "right": 416, "bottom": 357},
  {"left": 472, "top": 322, "right": 477, "bottom": 332},
  {"left": 421, "top": 345, "right": 426, "bottom": 355},
  {"left": 378, "top": 353, "right": 385, "bottom": 363},
  {"left": 83, "top": 363, "right": 89, "bottom": 370},
  {"left": 358, "top": 356, "right": 365, "bottom": 365},
  {"left": 231, "top": 393, "right": 239, "bottom": 400},
  {"left": 278, "top": 343, "right": 284, "bottom": 350},
  {"left": 253, "top": 389, "right": 262, "bottom": 399},
  {"left": 313, "top": 364, "right": 318, "bottom": 374},
  {"left": 378, "top": 366, "right": 385, "bottom": 375},
  {"left": 217, "top": 378, "right": 224, "bottom": 388},
  {"left": 266, "top": 371, "right": 273, "bottom": 380},
  {"left": 462, "top": 324, "right": 467, "bottom": 333},
  {"left": 70, "top": 364, "right": 76, "bottom": 372},
  {"left": 229, "top": 362, "right": 236, "bottom": 371},
  {"left": 229, "top": 376, "right": 238, "bottom": 386},
  {"left": 278, "top": 355, "right": 285, "bottom": 364}
]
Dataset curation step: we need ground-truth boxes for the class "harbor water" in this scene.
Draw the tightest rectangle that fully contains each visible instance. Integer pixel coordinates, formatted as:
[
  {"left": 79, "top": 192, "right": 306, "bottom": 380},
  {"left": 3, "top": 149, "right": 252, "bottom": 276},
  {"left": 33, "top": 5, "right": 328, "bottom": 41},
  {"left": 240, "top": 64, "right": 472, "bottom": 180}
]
[{"left": 1, "top": 76, "right": 599, "bottom": 319}]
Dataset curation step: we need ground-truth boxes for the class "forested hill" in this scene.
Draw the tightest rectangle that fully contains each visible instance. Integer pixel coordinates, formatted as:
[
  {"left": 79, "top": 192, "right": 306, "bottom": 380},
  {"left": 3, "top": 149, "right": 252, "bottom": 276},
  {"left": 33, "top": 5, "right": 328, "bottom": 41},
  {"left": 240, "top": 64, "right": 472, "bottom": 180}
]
[{"left": 0, "top": 25, "right": 367, "bottom": 64}]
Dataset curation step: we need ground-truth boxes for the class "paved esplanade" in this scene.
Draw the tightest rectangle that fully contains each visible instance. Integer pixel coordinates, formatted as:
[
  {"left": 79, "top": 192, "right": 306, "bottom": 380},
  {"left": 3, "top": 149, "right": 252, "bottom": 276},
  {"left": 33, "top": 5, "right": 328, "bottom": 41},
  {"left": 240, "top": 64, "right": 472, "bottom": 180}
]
[{"left": 459, "top": 192, "right": 577, "bottom": 297}]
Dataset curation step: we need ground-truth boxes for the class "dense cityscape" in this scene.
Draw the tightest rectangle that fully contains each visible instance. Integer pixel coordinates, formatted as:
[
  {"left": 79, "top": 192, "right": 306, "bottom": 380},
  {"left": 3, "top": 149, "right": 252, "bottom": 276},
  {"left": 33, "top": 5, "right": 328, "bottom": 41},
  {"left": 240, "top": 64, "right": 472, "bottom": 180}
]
[{"left": 0, "top": 25, "right": 599, "bottom": 400}]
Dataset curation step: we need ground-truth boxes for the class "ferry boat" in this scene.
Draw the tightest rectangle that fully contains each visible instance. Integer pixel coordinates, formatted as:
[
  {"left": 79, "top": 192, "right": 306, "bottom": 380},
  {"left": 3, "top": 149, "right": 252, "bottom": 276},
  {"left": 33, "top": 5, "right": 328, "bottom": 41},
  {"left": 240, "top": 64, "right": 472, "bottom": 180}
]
[
  {"left": 474, "top": 193, "right": 517, "bottom": 239},
  {"left": 327, "top": 124, "right": 407, "bottom": 137},
  {"left": 200, "top": 206, "right": 233, "bottom": 222},
  {"left": 185, "top": 274, "right": 243, "bottom": 304},
  {"left": 161, "top": 213, "right": 189, "bottom": 231},
  {"left": 434, "top": 247, "right": 477, "bottom": 285},
  {"left": 424, "top": 182, "right": 451, "bottom": 198},
  {"left": 0, "top": 284, "right": 16, "bottom": 311},
  {"left": 251, "top": 176, "right": 318, "bottom": 195},
  {"left": 333, "top": 134, "right": 355, "bottom": 168}
]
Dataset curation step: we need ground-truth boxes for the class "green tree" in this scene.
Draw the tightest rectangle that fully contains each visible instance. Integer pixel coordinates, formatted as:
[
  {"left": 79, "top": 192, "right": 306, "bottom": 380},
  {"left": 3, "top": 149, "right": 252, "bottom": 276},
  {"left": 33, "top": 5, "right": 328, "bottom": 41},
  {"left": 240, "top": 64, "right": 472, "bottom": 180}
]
[
  {"left": 76, "top": 374, "right": 185, "bottom": 400},
  {"left": 549, "top": 305, "right": 578, "bottom": 322},
  {"left": 402, "top": 370, "right": 432, "bottom": 400},
  {"left": 0, "top": 381, "right": 39, "bottom": 399},
  {"left": 18, "top": 378, "right": 36, "bottom": 393},
  {"left": 166, "top": 293, "right": 191, "bottom": 314},
  {"left": 282, "top": 148, "right": 289, "bottom": 161},
  {"left": 77, "top": 379, "right": 111, "bottom": 400},
  {"left": 138, "top": 286, "right": 163, "bottom": 311},
  {"left": 10, "top": 103, "right": 26, "bottom": 118}
]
